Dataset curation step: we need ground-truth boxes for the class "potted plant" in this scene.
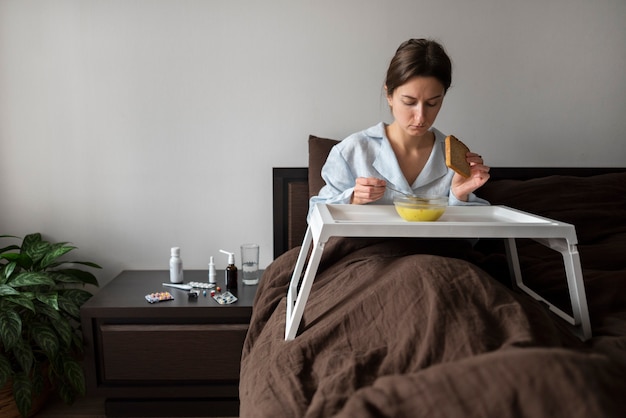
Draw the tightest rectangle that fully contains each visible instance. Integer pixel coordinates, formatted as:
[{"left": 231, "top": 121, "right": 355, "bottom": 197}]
[{"left": 0, "top": 233, "right": 100, "bottom": 417}]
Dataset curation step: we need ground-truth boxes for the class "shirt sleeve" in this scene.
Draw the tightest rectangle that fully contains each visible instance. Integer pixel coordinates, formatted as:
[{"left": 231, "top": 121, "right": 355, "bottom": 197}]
[
  {"left": 308, "top": 145, "right": 357, "bottom": 219},
  {"left": 449, "top": 189, "right": 490, "bottom": 206}
]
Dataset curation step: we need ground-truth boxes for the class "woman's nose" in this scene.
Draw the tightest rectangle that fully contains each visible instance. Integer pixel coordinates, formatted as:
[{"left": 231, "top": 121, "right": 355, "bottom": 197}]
[{"left": 414, "top": 104, "right": 426, "bottom": 121}]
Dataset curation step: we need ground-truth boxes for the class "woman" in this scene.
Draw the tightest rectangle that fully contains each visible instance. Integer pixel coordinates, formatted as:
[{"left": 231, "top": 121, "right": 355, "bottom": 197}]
[{"left": 309, "top": 39, "right": 490, "bottom": 218}]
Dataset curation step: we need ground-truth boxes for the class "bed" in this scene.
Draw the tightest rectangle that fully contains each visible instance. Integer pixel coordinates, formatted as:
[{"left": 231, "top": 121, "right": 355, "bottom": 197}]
[{"left": 240, "top": 135, "right": 626, "bottom": 418}]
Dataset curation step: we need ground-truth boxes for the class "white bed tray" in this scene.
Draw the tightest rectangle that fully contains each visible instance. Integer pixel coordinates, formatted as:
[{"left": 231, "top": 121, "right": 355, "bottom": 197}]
[{"left": 285, "top": 204, "right": 591, "bottom": 341}]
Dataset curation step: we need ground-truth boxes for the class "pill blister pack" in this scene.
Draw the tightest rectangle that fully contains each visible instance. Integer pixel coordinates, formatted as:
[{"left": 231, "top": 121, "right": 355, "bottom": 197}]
[
  {"left": 212, "top": 291, "right": 238, "bottom": 305},
  {"left": 188, "top": 281, "right": 216, "bottom": 289},
  {"left": 145, "top": 291, "right": 174, "bottom": 303}
]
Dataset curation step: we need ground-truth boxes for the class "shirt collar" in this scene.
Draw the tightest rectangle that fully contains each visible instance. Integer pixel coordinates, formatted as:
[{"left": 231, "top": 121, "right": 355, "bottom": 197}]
[{"left": 371, "top": 123, "right": 449, "bottom": 189}]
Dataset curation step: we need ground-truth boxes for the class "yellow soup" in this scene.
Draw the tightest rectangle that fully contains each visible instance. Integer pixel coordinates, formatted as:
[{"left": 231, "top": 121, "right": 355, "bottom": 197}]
[{"left": 395, "top": 206, "right": 445, "bottom": 222}]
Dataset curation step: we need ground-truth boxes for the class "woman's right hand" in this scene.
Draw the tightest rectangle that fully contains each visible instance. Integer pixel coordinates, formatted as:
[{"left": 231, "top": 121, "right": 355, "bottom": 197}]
[{"left": 351, "top": 177, "right": 387, "bottom": 204}]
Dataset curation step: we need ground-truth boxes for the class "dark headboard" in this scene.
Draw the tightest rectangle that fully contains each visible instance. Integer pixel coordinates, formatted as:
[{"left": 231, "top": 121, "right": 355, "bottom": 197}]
[
  {"left": 273, "top": 167, "right": 309, "bottom": 258},
  {"left": 273, "top": 166, "right": 626, "bottom": 259}
]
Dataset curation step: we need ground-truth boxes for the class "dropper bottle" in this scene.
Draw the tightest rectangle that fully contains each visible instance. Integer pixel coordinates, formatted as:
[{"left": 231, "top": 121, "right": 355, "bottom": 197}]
[{"left": 220, "top": 250, "right": 238, "bottom": 291}]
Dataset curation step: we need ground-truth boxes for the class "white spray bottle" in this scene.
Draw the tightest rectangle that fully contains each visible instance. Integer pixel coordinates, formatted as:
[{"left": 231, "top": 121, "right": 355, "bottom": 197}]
[{"left": 208, "top": 256, "right": 217, "bottom": 284}]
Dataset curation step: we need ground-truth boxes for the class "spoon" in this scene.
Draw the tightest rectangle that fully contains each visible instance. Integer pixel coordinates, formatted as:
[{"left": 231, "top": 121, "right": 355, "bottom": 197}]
[
  {"left": 386, "top": 185, "right": 417, "bottom": 197},
  {"left": 386, "top": 185, "right": 430, "bottom": 202}
]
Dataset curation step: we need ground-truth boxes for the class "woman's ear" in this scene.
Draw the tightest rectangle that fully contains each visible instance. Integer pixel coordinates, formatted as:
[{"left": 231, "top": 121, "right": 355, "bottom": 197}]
[{"left": 385, "top": 85, "right": 393, "bottom": 108}]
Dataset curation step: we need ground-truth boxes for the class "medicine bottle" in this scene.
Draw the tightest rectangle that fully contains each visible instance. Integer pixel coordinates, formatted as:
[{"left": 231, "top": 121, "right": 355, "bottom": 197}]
[
  {"left": 220, "top": 249, "right": 238, "bottom": 291},
  {"left": 169, "top": 247, "right": 184, "bottom": 283},
  {"left": 208, "top": 256, "right": 217, "bottom": 284}
]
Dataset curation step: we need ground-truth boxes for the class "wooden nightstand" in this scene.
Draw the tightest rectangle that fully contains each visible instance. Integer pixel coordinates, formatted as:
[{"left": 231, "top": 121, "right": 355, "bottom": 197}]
[{"left": 80, "top": 270, "right": 259, "bottom": 417}]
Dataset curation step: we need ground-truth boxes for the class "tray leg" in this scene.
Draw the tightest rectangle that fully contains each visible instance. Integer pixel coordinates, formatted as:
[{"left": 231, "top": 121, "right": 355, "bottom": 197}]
[
  {"left": 504, "top": 238, "right": 523, "bottom": 287},
  {"left": 286, "top": 227, "right": 313, "bottom": 322},
  {"left": 506, "top": 237, "right": 592, "bottom": 341},
  {"left": 285, "top": 239, "right": 325, "bottom": 341},
  {"left": 285, "top": 224, "right": 328, "bottom": 341},
  {"left": 536, "top": 238, "right": 592, "bottom": 340}
]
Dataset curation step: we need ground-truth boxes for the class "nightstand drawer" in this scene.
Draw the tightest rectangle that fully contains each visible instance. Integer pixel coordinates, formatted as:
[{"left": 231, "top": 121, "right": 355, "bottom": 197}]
[{"left": 100, "top": 324, "right": 248, "bottom": 381}]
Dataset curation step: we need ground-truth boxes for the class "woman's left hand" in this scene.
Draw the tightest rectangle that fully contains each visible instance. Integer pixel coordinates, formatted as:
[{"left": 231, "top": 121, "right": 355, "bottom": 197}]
[{"left": 451, "top": 152, "right": 490, "bottom": 201}]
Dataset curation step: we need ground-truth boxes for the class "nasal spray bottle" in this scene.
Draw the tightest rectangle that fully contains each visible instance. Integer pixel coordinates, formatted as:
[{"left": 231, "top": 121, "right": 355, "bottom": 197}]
[
  {"left": 169, "top": 247, "right": 183, "bottom": 283},
  {"left": 220, "top": 250, "right": 238, "bottom": 291},
  {"left": 208, "top": 256, "right": 217, "bottom": 285}
]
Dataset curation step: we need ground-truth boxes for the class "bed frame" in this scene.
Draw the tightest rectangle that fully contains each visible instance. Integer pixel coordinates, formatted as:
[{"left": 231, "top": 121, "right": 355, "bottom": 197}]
[{"left": 273, "top": 166, "right": 626, "bottom": 258}]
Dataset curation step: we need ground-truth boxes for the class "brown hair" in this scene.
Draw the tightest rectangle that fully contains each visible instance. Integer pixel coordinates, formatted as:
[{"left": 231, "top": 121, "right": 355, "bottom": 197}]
[{"left": 385, "top": 39, "right": 452, "bottom": 96}]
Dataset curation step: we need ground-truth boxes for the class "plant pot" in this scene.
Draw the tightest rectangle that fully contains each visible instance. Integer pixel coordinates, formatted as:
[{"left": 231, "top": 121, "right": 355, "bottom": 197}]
[{"left": 0, "top": 380, "right": 50, "bottom": 418}]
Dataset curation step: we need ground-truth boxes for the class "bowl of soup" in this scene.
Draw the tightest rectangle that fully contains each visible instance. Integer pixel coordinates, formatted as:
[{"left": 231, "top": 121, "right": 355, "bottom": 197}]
[{"left": 393, "top": 195, "right": 447, "bottom": 222}]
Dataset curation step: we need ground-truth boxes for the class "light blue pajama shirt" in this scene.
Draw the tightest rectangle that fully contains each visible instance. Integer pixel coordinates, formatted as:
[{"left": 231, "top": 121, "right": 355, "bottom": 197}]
[{"left": 308, "top": 122, "right": 489, "bottom": 220}]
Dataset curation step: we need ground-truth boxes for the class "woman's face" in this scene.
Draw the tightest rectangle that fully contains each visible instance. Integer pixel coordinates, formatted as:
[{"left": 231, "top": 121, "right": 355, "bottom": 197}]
[{"left": 386, "top": 76, "right": 445, "bottom": 138}]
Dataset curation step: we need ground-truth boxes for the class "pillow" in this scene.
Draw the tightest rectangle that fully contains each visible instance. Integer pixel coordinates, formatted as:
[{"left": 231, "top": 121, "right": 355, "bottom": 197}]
[{"left": 308, "top": 135, "right": 339, "bottom": 198}]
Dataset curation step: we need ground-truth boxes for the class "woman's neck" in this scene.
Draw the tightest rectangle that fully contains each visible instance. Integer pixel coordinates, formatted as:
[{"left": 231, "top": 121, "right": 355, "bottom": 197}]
[
  {"left": 385, "top": 122, "right": 436, "bottom": 185},
  {"left": 386, "top": 122, "right": 434, "bottom": 151}
]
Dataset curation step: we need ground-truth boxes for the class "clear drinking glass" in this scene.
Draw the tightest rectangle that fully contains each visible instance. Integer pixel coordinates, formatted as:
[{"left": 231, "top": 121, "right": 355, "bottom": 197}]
[{"left": 241, "top": 243, "right": 259, "bottom": 285}]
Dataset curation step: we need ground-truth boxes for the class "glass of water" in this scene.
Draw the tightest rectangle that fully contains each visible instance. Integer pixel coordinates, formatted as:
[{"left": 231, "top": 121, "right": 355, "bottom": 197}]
[{"left": 241, "top": 243, "right": 259, "bottom": 285}]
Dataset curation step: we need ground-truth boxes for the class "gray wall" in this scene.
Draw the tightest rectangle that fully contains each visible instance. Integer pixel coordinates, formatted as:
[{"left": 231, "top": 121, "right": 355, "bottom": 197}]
[{"left": 1, "top": 0, "right": 625, "bottom": 288}]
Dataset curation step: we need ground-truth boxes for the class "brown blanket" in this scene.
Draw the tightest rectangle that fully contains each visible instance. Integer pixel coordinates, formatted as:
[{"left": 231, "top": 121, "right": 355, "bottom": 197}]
[
  {"left": 240, "top": 236, "right": 626, "bottom": 417},
  {"left": 241, "top": 172, "right": 626, "bottom": 417}
]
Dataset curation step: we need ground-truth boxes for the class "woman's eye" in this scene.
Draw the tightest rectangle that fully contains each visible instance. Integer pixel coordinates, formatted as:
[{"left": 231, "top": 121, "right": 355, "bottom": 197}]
[{"left": 401, "top": 100, "right": 437, "bottom": 107}]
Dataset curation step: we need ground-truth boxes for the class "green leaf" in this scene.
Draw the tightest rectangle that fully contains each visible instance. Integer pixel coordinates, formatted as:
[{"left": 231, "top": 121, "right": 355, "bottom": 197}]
[
  {"left": 8, "top": 271, "right": 55, "bottom": 287},
  {"left": 64, "top": 358, "right": 86, "bottom": 395},
  {"left": 40, "top": 243, "right": 75, "bottom": 269},
  {"left": 2, "top": 261, "right": 17, "bottom": 280},
  {"left": 54, "top": 268, "right": 99, "bottom": 286},
  {"left": 44, "top": 271, "right": 81, "bottom": 285},
  {"left": 12, "top": 372, "right": 33, "bottom": 418},
  {"left": 0, "top": 294, "right": 36, "bottom": 313},
  {"left": 58, "top": 295, "right": 80, "bottom": 320},
  {"left": 0, "top": 309, "right": 22, "bottom": 350},
  {"left": 71, "top": 329, "right": 84, "bottom": 353},
  {"left": 51, "top": 316, "right": 73, "bottom": 348},
  {"left": 0, "top": 283, "right": 20, "bottom": 296},
  {"left": 0, "top": 243, "right": 20, "bottom": 253},
  {"left": 21, "top": 233, "right": 41, "bottom": 246},
  {"left": 57, "top": 379, "right": 74, "bottom": 404},
  {"left": 59, "top": 288, "right": 93, "bottom": 307},
  {"left": 1, "top": 253, "right": 21, "bottom": 261},
  {"left": 31, "top": 323, "right": 60, "bottom": 358},
  {"left": 22, "top": 233, "right": 50, "bottom": 265},
  {"left": 71, "top": 260, "right": 102, "bottom": 269},
  {"left": 34, "top": 300, "right": 62, "bottom": 321},
  {"left": 47, "top": 260, "right": 102, "bottom": 270},
  {"left": 36, "top": 292, "right": 59, "bottom": 310},
  {"left": 0, "top": 235, "right": 21, "bottom": 254},
  {"left": 1, "top": 252, "right": 32, "bottom": 270},
  {"left": 0, "top": 353, "right": 13, "bottom": 388},
  {"left": 12, "top": 340, "right": 34, "bottom": 375},
  {"left": 31, "top": 363, "right": 45, "bottom": 395}
]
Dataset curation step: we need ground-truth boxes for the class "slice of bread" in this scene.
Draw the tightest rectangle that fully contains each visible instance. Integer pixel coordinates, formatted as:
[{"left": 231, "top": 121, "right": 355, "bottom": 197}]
[{"left": 445, "top": 135, "right": 471, "bottom": 178}]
